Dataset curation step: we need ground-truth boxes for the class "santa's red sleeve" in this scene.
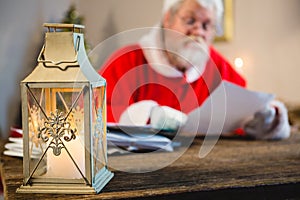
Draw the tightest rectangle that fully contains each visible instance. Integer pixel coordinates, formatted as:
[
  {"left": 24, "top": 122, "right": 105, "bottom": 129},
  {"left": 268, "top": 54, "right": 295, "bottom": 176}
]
[{"left": 99, "top": 45, "right": 146, "bottom": 122}]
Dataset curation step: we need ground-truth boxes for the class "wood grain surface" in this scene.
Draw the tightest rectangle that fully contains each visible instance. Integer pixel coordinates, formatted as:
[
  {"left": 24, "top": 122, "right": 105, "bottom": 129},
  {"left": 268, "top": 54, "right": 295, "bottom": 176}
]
[{"left": 1, "top": 132, "right": 300, "bottom": 199}]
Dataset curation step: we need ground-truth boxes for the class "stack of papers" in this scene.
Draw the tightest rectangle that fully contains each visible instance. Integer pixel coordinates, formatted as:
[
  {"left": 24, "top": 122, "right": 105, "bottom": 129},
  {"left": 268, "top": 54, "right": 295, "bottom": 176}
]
[
  {"left": 107, "top": 131, "right": 174, "bottom": 152},
  {"left": 4, "top": 137, "right": 42, "bottom": 159},
  {"left": 4, "top": 126, "right": 177, "bottom": 158}
]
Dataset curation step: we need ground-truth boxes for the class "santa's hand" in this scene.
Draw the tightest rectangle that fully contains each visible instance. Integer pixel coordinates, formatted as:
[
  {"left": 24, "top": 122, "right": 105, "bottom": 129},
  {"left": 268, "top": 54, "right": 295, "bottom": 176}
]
[
  {"left": 150, "top": 106, "right": 188, "bottom": 131},
  {"left": 119, "top": 100, "right": 159, "bottom": 126},
  {"left": 243, "top": 100, "right": 290, "bottom": 140}
]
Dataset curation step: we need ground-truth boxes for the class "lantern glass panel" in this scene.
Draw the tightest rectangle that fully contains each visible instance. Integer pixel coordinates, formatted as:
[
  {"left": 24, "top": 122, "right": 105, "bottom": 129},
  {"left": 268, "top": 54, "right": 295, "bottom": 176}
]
[
  {"left": 26, "top": 85, "right": 86, "bottom": 180},
  {"left": 91, "top": 86, "right": 106, "bottom": 178}
]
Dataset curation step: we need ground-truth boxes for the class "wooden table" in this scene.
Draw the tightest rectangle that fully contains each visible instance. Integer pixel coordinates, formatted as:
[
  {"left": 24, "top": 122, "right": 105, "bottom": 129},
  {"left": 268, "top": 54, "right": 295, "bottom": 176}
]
[{"left": 1, "top": 132, "right": 300, "bottom": 200}]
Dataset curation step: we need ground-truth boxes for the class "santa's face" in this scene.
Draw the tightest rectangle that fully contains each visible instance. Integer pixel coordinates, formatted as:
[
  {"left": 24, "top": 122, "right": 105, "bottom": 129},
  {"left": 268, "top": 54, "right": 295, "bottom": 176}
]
[{"left": 163, "top": 0, "right": 216, "bottom": 71}]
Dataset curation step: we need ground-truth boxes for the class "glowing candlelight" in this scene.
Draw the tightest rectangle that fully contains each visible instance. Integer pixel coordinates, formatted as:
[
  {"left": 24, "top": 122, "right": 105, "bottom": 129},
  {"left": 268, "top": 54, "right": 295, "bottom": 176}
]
[{"left": 45, "top": 135, "right": 85, "bottom": 179}]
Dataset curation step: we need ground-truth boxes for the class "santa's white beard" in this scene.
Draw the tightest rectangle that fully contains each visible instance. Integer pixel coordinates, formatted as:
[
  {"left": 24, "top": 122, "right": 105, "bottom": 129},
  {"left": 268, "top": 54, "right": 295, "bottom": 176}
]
[{"left": 165, "top": 35, "right": 209, "bottom": 73}]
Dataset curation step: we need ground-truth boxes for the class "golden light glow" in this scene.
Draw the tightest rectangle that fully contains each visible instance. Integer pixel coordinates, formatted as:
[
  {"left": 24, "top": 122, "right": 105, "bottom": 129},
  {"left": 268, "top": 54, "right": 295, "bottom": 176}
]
[{"left": 234, "top": 57, "right": 244, "bottom": 69}]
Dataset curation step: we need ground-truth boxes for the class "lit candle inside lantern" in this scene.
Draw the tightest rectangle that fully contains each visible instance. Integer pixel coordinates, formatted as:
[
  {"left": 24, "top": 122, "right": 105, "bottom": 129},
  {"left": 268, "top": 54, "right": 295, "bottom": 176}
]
[
  {"left": 38, "top": 108, "right": 86, "bottom": 179},
  {"left": 44, "top": 135, "right": 85, "bottom": 179}
]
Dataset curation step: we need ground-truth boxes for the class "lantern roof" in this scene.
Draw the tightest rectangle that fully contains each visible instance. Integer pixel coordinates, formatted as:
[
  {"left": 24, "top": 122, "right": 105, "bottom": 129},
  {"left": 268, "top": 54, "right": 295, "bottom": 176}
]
[{"left": 22, "top": 23, "right": 105, "bottom": 86}]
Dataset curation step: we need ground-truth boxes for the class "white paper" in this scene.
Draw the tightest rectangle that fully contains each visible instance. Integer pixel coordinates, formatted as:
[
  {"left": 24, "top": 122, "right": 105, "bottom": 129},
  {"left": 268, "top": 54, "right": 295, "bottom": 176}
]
[
  {"left": 4, "top": 128, "right": 175, "bottom": 158},
  {"left": 4, "top": 137, "right": 42, "bottom": 159},
  {"left": 181, "top": 81, "right": 275, "bottom": 135},
  {"left": 107, "top": 131, "right": 174, "bottom": 152}
]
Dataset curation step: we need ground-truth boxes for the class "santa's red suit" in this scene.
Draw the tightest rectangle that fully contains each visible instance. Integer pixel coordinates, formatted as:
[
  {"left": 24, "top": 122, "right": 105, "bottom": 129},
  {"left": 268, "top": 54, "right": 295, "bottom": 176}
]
[{"left": 100, "top": 43, "right": 245, "bottom": 123}]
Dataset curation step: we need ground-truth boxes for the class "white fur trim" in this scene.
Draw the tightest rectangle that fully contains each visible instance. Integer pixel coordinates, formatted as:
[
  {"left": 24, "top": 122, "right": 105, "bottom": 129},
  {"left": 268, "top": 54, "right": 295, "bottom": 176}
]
[
  {"left": 267, "top": 100, "right": 291, "bottom": 140},
  {"left": 139, "top": 27, "right": 183, "bottom": 78},
  {"left": 150, "top": 106, "right": 188, "bottom": 130},
  {"left": 244, "top": 100, "right": 291, "bottom": 140}
]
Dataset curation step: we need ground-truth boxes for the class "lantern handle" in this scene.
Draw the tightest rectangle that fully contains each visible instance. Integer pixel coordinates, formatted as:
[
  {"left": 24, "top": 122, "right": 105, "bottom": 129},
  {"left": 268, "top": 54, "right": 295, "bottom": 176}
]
[
  {"left": 43, "top": 23, "right": 85, "bottom": 33},
  {"left": 37, "top": 36, "right": 81, "bottom": 69}
]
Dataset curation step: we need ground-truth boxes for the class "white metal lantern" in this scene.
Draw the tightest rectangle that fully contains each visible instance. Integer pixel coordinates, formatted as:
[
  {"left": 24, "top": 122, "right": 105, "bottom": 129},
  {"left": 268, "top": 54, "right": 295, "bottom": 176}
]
[{"left": 17, "top": 23, "right": 113, "bottom": 194}]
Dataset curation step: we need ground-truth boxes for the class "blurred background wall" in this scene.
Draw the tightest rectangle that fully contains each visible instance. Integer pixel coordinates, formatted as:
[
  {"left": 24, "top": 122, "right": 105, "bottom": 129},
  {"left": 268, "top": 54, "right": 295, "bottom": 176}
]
[{"left": 0, "top": 0, "right": 299, "bottom": 138}]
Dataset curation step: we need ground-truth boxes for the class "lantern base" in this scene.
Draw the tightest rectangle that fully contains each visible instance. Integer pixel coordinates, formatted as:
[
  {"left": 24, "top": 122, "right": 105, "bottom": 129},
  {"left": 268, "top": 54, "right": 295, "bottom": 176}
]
[
  {"left": 93, "top": 167, "right": 114, "bottom": 193},
  {"left": 17, "top": 184, "right": 97, "bottom": 194},
  {"left": 16, "top": 168, "right": 114, "bottom": 194}
]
